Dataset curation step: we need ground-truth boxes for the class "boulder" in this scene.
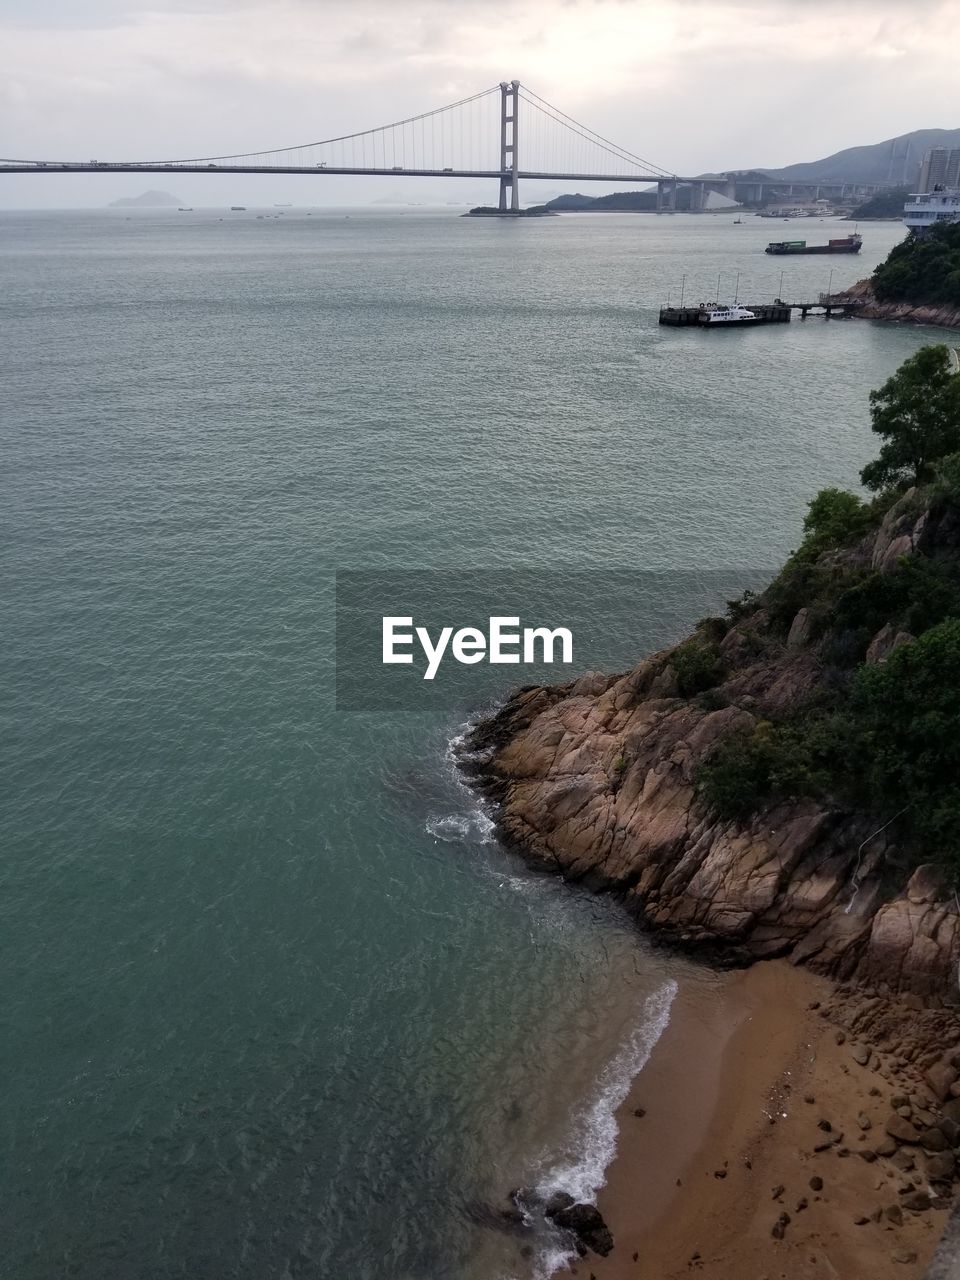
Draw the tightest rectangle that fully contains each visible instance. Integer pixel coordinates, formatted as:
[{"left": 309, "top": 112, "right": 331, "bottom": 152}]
[
  {"left": 920, "top": 1127, "right": 949, "bottom": 1152},
  {"left": 885, "top": 1114, "right": 919, "bottom": 1143},
  {"left": 924, "top": 1059, "right": 958, "bottom": 1102},
  {"left": 923, "top": 1150, "right": 955, "bottom": 1181},
  {"left": 549, "top": 1201, "right": 614, "bottom": 1257}
]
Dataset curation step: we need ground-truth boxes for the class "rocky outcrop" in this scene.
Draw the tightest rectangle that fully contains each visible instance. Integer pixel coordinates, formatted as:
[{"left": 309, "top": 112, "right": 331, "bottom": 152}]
[
  {"left": 832, "top": 279, "right": 960, "bottom": 331},
  {"left": 463, "top": 495, "right": 960, "bottom": 1000}
]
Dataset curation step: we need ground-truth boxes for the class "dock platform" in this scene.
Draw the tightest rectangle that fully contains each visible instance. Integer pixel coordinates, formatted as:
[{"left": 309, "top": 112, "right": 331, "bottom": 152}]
[
  {"left": 659, "top": 295, "right": 865, "bottom": 327},
  {"left": 659, "top": 303, "right": 791, "bottom": 326}
]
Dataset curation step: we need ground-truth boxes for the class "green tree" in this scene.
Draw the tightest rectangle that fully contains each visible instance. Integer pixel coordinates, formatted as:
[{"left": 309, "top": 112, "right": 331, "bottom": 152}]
[
  {"left": 860, "top": 345, "right": 960, "bottom": 491},
  {"left": 872, "top": 221, "right": 960, "bottom": 307},
  {"left": 853, "top": 619, "right": 960, "bottom": 867},
  {"left": 801, "top": 488, "right": 872, "bottom": 554}
]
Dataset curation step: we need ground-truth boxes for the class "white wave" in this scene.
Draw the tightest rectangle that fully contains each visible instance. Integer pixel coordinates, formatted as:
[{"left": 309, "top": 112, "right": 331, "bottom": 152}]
[
  {"left": 531, "top": 1245, "right": 576, "bottom": 1280},
  {"left": 423, "top": 720, "right": 501, "bottom": 846},
  {"left": 537, "top": 979, "right": 678, "bottom": 1206},
  {"left": 425, "top": 810, "right": 496, "bottom": 843},
  {"left": 519, "top": 980, "right": 677, "bottom": 1279}
]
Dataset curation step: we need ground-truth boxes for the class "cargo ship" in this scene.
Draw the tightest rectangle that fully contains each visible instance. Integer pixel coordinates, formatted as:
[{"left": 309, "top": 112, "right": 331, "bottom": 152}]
[{"left": 765, "top": 234, "right": 862, "bottom": 255}]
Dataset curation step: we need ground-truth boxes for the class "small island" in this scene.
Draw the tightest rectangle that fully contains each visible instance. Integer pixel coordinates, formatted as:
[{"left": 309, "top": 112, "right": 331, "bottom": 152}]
[
  {"left": 462, "top": 205, "right": 557, "bottom": 218},
  {"left": 108, "top": 190, "right": 183, "bottom": 208}
]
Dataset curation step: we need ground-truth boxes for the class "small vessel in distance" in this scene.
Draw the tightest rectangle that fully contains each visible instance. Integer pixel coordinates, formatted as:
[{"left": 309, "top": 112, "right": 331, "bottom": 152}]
[
  {"left": 230, "top": 206, "right": 246, "bottom": 211},
  {"left": 765, "top": 234, "right": 862, "bottom": 255}
]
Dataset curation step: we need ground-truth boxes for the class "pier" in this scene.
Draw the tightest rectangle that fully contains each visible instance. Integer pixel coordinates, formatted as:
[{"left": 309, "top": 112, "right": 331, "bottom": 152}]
[
  {"left": 659, "top": 295, "right": 865, "bottom": 327},
  {"left": 659, "top": 303, "right": 791, "bottom": 326}
]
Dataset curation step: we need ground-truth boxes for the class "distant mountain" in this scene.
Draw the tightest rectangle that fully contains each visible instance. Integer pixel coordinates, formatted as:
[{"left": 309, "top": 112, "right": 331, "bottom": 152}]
[
  {"left": 109, "top": 190, "right": 182, "bottom": 208},
  {"left": 756, "top": 128, "right": 960, "bottom": 186}
]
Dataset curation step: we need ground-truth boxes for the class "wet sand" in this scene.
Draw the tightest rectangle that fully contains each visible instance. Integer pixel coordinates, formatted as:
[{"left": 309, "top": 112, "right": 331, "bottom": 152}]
[{"left": 563, "top": 960, "right": 943, "bottom": 1280}]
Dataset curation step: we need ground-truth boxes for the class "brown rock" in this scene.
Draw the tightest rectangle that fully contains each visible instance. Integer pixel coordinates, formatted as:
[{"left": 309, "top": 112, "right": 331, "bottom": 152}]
[
  {"left": 852, "top": 1044, "right": 870, "bottom": 1066},
  {"left": 857, "top": 1112, "right": 872, "bottom": 1130},
  {"left": 902, "top": 1190, "right": 931, "bottom": 1212},
  {"left": 920, "top": 1127, "right": 949, "bottom": 1152},
  {"left": 885, "top": 1114, "right": 918, "bottom": 1143},
  {"left": 892, "top": 1250, "right": 918, "bottom": 1265},
  {"left": 925, "top": 1060, "right": 959, "bottom": 1102},
  {"left": 787, "top": 608, "right": 814, "bottom": 649},
  {"left": 884, "top": 1204, "right": 904, "bottom": 1226},
  {"left": 809, "top": 1176, "right": 824, "bottom": 1191},
  {"left": 906, "top": 864, "right": 945, "bottom": 905},
  {"left": 866, "top": 623, "right": 914, "bottom": 666},
  {"left": 771, "top": 1212, "right": 790, "bottom": 1240},
  {"left": 924, "top": 1151, "right": 956, "bottom": 1181}
]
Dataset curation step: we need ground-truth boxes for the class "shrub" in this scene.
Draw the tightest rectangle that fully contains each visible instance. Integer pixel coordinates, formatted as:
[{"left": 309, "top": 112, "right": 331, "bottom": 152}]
[
  {"left": 696, "top": 718, "right": 841, "bottom": 819},
  {"left": 672, "top": 640, "right": 726, "bottom": 696},
  {"left": 872, "top": 221, "right": 960, "bottom": 308},
  {"left": 800, "top": 488, "right": 874, "bottom": 556},
  {"left": 853, "top": 619, "right": 960, "bottom": 871},
  {"left": 932, "top": 450, "right": 960, "bottom": 506}
]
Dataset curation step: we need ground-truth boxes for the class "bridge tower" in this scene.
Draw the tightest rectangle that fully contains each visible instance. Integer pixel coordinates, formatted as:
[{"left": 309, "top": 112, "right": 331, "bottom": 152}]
[{"left": 498, "top": 80, "right": 520, "bottom": 212}]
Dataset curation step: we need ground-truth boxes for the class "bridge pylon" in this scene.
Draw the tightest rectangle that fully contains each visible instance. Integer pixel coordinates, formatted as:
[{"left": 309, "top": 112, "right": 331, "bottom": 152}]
[{"left": 498, "top": 80, "right": 520, "bottom": 212}]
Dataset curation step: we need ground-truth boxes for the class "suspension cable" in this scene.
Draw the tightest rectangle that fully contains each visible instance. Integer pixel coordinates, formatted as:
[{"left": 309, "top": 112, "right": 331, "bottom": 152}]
[{"left": 518, "top": 87, "right": 675, "bottom": 177}]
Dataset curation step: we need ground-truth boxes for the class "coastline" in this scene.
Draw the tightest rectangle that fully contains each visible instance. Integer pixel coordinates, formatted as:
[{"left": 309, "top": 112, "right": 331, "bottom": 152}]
[
  {"left": 831, "top": 278, "right": 960, "bottom": 330},
  {"left": 560, "top": 961, "right": 943, "bottom": 1280}
]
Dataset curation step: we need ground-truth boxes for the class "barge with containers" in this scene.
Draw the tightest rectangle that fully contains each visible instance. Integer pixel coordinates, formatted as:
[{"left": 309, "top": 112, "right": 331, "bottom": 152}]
[{"left": 764, "top": 233, "right": 862, "bottom": 255}]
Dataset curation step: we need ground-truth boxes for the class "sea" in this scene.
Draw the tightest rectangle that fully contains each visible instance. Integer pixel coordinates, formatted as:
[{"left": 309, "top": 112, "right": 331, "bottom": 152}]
[{"left": 0, "top": 205, "right": 948, "bottom": 1280}]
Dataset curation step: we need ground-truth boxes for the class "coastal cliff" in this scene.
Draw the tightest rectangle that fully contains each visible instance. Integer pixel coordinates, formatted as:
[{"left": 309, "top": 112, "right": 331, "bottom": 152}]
[
  {"left": 838, "top": 221, "right": 960, "bottom": 330},
  {"left": 464, "top": 487, "right": 960, "bottom": 999},
  {"left": 839, "top": 279, "right": 960, "bottom": 331}
]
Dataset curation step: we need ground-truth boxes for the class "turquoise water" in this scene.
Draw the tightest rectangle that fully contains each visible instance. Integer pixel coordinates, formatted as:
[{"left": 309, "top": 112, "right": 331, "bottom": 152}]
[{"left": 1, "top": 206, "right": 945, "bottom": 1279}]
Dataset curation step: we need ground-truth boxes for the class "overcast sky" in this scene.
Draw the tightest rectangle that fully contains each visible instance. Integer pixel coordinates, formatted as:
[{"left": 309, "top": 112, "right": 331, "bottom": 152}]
[{"left": 2, "top": 0, "right": 959, "bottom": 208}]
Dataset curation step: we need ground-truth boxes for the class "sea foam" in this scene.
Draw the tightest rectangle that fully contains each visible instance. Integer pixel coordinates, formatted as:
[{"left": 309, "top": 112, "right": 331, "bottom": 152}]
[{"left": 529, "top": 980, "right": 678, "bottom": 1277}]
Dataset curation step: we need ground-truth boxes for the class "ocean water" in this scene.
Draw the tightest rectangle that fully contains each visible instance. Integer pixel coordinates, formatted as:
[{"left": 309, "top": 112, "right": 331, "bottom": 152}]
[{"left": 1, "top": 205, "right": 947, "bottom": 1280}]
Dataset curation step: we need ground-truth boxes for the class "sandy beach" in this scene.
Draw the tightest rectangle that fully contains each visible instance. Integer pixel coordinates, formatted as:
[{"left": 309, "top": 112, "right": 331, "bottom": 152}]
[{"left": 562, "top": 960, "right": 946, "bottom": 1280}]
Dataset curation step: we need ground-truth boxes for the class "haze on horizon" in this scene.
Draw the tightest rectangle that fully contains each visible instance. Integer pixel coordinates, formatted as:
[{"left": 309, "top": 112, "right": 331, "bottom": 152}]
[{"left": 2, "top": 0, "right": 959, "bottom": 209}]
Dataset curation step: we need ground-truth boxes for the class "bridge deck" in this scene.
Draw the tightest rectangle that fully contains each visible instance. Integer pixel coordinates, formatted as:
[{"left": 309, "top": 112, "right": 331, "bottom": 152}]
[{"left": 0, "top": 162, "right": 684, "bottom": 183}]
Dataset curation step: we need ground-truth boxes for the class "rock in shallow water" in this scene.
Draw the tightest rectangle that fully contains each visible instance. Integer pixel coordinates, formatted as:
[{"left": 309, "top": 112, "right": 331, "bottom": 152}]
[{"left": 547, "top": 1201, "right": 614, "bottom": 1257}]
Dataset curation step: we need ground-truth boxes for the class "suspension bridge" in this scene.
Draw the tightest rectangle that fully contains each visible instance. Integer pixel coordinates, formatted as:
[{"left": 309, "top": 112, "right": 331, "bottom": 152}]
[{"left": 0, "top": 80, "right": 696, "bottom": 213}]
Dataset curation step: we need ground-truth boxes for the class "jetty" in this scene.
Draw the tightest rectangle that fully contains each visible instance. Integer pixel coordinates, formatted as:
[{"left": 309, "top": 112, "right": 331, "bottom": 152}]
[{"left": 659, "top": 294, "right": 865, "bottom": 327}]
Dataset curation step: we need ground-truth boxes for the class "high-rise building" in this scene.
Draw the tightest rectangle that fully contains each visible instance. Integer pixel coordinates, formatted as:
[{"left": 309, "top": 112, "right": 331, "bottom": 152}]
[{"left": 918, "top": 147, "right": 960, "bottom": 192}]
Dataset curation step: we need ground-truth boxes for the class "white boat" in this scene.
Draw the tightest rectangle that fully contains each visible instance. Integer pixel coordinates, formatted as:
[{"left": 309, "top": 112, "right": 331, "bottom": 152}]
[{"left": 699, "top": 304, "right": 758, "bottom": 326}]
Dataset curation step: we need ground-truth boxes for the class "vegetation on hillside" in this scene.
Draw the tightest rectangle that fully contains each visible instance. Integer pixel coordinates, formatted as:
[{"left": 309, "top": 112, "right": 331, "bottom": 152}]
[
  {"left": 849, "top": 187, "right": 911, "bottom": 220},
  {"left": 872, "top": 221, "right": 960, "bottom": 307},
  {"left": 695, "top": 346, "right": 960, "bottom": 874}
]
